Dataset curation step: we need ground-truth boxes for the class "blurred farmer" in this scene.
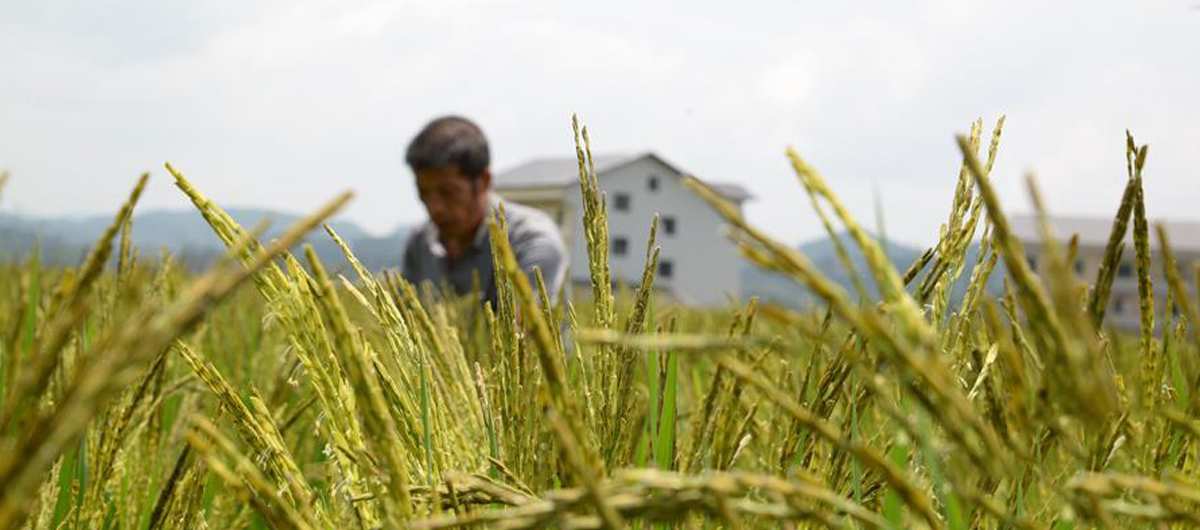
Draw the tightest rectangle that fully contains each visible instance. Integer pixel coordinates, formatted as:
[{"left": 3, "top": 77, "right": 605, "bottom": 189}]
[{"left": 401, "top": 116, "right": 568, "bottom": 308}]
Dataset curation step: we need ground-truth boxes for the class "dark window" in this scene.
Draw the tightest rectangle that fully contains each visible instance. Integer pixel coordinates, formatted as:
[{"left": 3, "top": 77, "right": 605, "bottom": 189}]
[
  {"left": 662, "top": 216, "right": 677, "bottom": 235},
  {"left": 659, "top": 259, "right": 674, "bottom": 279},
  {"left": 1027, "top": 256, "right": 1037, "bottom": 272},
  {"left": 1113, "top": 296, "right": 1125, "bottom": 315},
  {"left": 614, "top": 193, "right": 631, "bottom": 211},
  {"left": 613, "top": 236, "right": 629, "bottom": 256},
  {"left": 1074, "top": 260, "right": 1085, "bottom": 275},
  {"left": 1117, "top": 262, "right": 1133, "bottom": 278},
  {"left": 648, "top": 176, "right": 659, "bottom": 191}
]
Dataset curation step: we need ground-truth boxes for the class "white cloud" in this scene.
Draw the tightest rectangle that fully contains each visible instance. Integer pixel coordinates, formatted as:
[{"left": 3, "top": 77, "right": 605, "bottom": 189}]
[{"left": 1, "top": 0, "right": 1197, "bottom": 248}]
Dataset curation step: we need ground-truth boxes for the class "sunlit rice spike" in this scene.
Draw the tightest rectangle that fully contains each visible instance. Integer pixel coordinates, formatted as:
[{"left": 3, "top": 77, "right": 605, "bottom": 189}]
[
  {"left": 1156, "top": 224, "right": 1200, "bottom": 345},
  {"left": 305, "top": 245, "right": 410, "bottom": 522},
  {"left": 572, "top": 115, "right": 615, "bottom": 330},
  {"left": 785, "top": 147, "right": 937, "bottom": 348},
  {"left": 793, "top": 158, "right": 869, "bottom": 303},
  {"left": 489, "top": 213, "right": 603, "bottom": 476},
  {"left": 955, "top": 136, "right": 1060, "bottom": 346},
  {"left": 1086, "top": 163, "right": 1140, "bottom": 329}
]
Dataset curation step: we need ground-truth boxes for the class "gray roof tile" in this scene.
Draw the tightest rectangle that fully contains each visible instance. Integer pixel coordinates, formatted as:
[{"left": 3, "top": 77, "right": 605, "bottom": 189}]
[{"left": 495, "top": 152, "right": 751, "bottom": 203}]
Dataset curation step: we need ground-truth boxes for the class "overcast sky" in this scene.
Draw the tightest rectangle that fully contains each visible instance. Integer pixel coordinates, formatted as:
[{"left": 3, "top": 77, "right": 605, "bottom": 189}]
[{"left": 2, "top": 1, "right": 1197, "bottom": 247}]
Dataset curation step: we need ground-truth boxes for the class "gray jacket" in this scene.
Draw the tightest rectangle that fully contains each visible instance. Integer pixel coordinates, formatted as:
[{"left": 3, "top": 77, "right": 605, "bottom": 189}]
[{"left": 401, "top": 193, "right": 568, "bottom": 308}]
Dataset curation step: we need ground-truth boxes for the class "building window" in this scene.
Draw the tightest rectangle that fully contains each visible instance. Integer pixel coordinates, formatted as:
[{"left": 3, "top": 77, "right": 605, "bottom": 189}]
[
  {"left": 1117, "top": 262, "right": 1133, "bottom": 278},
  {"left": 662, "top": 216, "right": 677, "bottom": 236},
  {"left": 612, "top": 236, "right": 629, "bottom": 256},
  {"left": 659, "top": 259, "right": 674, "bottom": 279},
  {"left": 1074, "top": 260, "right": 1085, "bottom": 275},
  {"left": 614, "top": 193, "right": 631, "bottom": 212},
  {"left": 1113, "top": 295, "right": 1125, "bottom": 315},
  {"left": 648, "top": 176, "right": 659, "bottom": 191},
  {"left": 1027, "top": 256, "right": 1037, "bottom": 272}
]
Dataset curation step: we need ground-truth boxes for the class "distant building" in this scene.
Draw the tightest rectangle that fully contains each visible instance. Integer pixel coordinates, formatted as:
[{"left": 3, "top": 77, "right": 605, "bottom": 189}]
[
  {"left": 1010, "top": 215, "right": 1200, "bottom": 331},
  {"left": 494, "top": 152, "right": 751, "bottom": 306}
]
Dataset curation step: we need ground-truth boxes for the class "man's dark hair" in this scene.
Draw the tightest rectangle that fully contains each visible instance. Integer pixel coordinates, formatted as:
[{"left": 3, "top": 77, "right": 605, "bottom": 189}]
[{"left": 405, "top": 115, "right": 490, "bottom": 179}]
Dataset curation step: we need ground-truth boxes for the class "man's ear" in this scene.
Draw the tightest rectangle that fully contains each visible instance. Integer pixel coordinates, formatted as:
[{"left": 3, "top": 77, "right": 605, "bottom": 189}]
[{"left": 476, "top": 169, "right": 493, "bottom": 192}]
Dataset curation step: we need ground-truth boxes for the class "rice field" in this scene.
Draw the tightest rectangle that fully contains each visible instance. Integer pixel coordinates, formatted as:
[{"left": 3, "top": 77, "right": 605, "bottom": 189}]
[{"left": 0, "top": 118, "right": 1197, "bottom": 530}]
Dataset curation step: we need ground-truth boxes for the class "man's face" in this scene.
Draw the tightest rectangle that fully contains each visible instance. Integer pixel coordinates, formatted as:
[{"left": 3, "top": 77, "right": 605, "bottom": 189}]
[{"left": 415, "top": 165, "right": 490, "bottom": 241}]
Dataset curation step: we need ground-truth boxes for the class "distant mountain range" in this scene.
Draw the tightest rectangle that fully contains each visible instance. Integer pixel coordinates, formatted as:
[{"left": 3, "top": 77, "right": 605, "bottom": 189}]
[
  {"left": 2, "top": 209, "right": 1002, "bottom": 308},
  {"left": 0, "top": 208, "right": 411, "bottom": 273},
  {"left": 741, "top": 233, "right": 1005, "bottom": 310}
]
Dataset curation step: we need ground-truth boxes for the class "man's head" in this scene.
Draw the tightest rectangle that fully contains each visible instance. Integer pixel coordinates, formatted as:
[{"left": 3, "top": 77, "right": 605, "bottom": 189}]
[{"left": 406, "top": 116, "right": 492, "bottom": 242}]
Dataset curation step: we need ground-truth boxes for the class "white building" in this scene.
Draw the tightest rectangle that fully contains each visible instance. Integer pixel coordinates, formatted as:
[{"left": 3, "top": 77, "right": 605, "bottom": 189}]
[
  {"left": 494, "top": 152, "right": 751, "bottom": 306},
  {"left": 1011, "top": 214, "right": 1200, "bottom": 331}
]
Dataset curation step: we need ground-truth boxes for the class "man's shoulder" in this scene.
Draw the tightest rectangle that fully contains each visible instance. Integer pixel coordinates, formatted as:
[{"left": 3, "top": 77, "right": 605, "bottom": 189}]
[
  {"left": 498, "top": 200, "right": 559, "bottom": 235},
  {"left": 496, "top": 199, "right": 566, "bottom": 251},
  {"left": 404, "top": 222, "right": 436, "bottom": 254}
]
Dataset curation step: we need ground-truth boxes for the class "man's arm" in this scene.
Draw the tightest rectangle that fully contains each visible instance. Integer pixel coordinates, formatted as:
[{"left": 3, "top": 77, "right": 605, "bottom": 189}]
[{"left": 511, "top": 226, "right": 568, "bottom": 302}]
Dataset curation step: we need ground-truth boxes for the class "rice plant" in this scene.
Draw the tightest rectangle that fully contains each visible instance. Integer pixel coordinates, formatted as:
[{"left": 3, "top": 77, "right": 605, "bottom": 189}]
[{"left": 0, "top": 118, "right": 1196, "bottom": 530}]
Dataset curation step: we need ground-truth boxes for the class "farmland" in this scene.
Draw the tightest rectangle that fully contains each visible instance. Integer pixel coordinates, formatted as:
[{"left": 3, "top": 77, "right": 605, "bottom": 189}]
[{"left": 0, "top": 119, "right": 1197, "bottom": 529}]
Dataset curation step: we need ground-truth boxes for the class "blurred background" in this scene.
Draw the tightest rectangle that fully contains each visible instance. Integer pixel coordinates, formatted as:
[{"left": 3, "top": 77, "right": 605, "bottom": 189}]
[{"left": 2, "top": 0, "right": 1197, "bottom": 304}]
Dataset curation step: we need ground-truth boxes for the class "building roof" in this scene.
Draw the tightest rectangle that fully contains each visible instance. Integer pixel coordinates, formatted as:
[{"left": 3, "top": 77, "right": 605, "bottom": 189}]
[
  {"left": 708, "top": 183, "right": 754, "bottom": 203},
  {"left": 494, "top": 152, "right": 752, "bottom": 203},
  {"left": 1010, "top": 214, "right": 1200, "bottom": 253}
]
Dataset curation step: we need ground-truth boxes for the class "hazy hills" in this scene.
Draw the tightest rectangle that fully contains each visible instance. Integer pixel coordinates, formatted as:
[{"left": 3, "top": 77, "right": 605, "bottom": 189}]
[
  {"left": 741, "top": 233, "right": 1005, "bottom": 310},
  {"left": 0, "top": 208, "right": 411, "bottom": 273}
]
